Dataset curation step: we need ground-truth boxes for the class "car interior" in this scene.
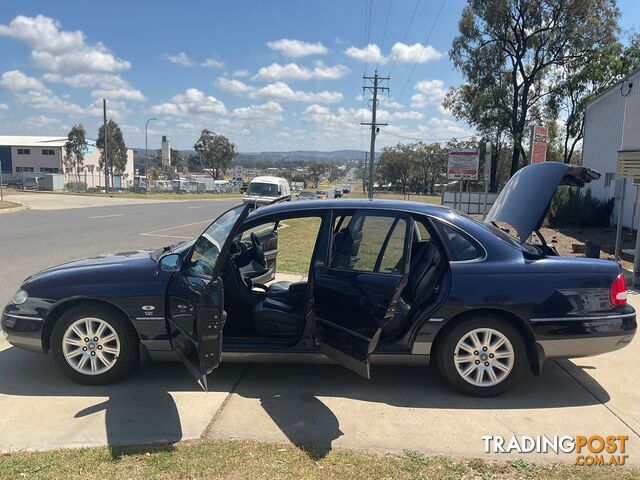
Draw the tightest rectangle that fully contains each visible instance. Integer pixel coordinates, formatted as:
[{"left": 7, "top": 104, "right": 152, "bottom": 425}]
[{"left": 220, "top": 212, "right": 448, "bottom": 346}]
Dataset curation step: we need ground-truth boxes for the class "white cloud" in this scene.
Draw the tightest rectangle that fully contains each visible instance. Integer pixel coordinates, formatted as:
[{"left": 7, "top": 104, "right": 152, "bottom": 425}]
[
  {"left": 344, "top": 42, "right": 443, "bottom": 65},
  {"left": 21, "top": 114, "right": 63, "bottom": 130},
  {"left": 344, "top": 44, "right": 384, "bottom": 64},
  {"left": 215, "top": 77, "right": 253, "bottom": 95},
  {"left": 201, "top": 58, "right": 224, "bottom": 68},
  {"left": 87, "top": 98, "right": 130, "bottom": 120},
  {"left": 0, "top": 70, "right": 84, "bottom": 116},
  {"left": 163, "top": 52, "right": 195, "bottom": 67},
  {"left": 388, "top": 42, "right": 443, "bottom": 64},
  {"left": 0, "top": 70, "right": 49, "bottom": 93},
  {"left": 390, "top": 111, "right": 424, "bottom": 120},
  {"left": 253, "top": 61, "right": 348, "bottom": 81},
  {"left": 0, "top": 15, "right": 130, "bottom": 72},
  {"left": 232, "top": 101, "right": 284, "bottom": 125},
  {"left": 232, "top": 69, "right": 250, "bottom": 77},
  {"left": 267, "top": 38, "right": 327, "bottom": 57},
  {"left": 0, "top": 103, "right": 8, "bottom": 111},
  {"left": 151, "top": 88, "right": 228, "bottom": 116},
  {"left": 250, "top": 81, "right": 342, "bottom": 103},
  {"left": 43, "top": 72, "right": 145, "bottom": 101},
  {"left": 411, "top": 79, "right": 447, "bottom": 108}
]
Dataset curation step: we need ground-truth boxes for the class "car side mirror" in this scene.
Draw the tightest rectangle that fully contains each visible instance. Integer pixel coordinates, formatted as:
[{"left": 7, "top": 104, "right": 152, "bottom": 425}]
[{"left": 159, "top": 253, "right": 182, "bottom": 272}]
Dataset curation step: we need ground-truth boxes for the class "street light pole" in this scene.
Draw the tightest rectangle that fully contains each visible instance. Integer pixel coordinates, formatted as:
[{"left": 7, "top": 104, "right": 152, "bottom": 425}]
[{"left": 145, "top": 118, "right": 158, "bottom": 175}]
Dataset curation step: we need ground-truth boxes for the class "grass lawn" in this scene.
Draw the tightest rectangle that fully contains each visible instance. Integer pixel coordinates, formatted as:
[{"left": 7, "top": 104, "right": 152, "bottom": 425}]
[
  {"left": 346, "top": 191, "right": 441, "bottom": 204},
  {"left": 276, "top": 217, "right": 322, "bottom": 275},
  {"left": 0, "top": 200, "right": 21, "bottom": 209},
  {"left": 1, "top": 439, "right": 636, "bottom": 480}
]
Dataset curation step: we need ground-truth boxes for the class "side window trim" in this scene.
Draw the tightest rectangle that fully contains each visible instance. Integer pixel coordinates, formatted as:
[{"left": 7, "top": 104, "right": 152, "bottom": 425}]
[{"left": 430, "top": 217, "right": 487, "bottom": 263}]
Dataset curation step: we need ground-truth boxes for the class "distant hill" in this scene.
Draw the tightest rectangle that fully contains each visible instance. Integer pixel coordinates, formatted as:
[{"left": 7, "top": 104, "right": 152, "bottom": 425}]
[{"left": 134, "top": 149, "right": 379, "bottom": 164}]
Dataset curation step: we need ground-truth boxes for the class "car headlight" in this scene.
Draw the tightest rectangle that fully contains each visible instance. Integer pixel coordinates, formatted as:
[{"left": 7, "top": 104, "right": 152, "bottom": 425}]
[{"left": 12, "top": 289, "right": 28, "bottom": 305}]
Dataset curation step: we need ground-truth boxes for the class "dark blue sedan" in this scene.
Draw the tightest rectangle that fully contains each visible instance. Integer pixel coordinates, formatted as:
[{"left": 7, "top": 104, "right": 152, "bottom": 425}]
[{"left": 2, "top": 162, "right": 635, "bottom": 396}]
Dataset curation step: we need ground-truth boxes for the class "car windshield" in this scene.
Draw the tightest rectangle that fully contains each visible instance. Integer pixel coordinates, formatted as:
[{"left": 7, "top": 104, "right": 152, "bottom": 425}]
[
  {"left": 247, "top": 182, "right": 278, "bottom": 196},
  {"left": 188, "top": 205, "right": 246, "bottom": 277},
  {"left": 299, "top": 191, "right": 316, "bottom": 197}
]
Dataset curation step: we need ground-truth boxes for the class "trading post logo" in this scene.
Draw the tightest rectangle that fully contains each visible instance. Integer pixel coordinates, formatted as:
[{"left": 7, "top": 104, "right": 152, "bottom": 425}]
[{"left": 482, "top": 435, "right": 629, "bottom": 466}]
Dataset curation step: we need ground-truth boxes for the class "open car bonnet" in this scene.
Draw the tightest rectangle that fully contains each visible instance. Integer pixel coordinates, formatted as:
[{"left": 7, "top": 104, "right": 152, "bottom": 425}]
[{"left": 484, "top": 162, "right": 601, "bottom": 243}]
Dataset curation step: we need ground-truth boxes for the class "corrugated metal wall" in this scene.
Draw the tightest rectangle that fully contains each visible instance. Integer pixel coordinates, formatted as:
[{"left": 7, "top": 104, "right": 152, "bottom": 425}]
[{"left": 582, "top": 70, "right": 640, "bottom": 228}]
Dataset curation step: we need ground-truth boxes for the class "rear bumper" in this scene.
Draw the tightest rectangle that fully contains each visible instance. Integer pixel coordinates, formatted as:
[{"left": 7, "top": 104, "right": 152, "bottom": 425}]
[
  {"left": 531, "top": 309, "right": 636, "bottom": 359},
  {"left": 1, "top": 310, "right": 45, "bottom": 353}
]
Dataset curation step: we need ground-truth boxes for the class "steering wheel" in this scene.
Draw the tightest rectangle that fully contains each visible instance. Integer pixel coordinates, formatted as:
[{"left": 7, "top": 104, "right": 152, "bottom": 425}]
[{"left": 250, "top": 232, "right": 268, "bottom": 269}]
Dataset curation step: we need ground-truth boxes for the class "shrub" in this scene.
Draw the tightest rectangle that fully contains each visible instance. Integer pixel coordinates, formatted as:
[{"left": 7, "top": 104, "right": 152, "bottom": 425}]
[
  {"left": 548, "top": 187, "right": 614, "bottom": 228},
  {"left": 65, "top": 181, "right": 87, "bottom": 192}
]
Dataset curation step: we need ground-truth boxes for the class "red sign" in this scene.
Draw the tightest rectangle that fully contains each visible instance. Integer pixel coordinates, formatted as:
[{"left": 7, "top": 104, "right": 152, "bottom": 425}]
[
  {"left": 530, "top": 125, "right": 548, "bottom": 164},
  {"left": 447, "top": 149, "right": 479, "bottom": 180}
]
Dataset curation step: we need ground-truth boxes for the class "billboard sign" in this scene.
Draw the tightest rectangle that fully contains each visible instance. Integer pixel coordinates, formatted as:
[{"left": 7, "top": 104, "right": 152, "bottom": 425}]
[
  {"left": 529, "top": 125, "right": 548, "bottom": 164},
  {"left": 234, "top": 165, "right": 243, "bottom": 181},
  {"left": 447, "top": 149, "right": 480, "bottom": 180}
]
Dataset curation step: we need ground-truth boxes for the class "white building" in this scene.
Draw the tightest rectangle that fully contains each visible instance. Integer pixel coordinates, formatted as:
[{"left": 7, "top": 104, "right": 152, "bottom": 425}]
[
  {"left": 0, "top": 135, "right": 135, "bottom": 189},
  {"left": 582, "top": 68, "right": 640, "bottom": 228}
]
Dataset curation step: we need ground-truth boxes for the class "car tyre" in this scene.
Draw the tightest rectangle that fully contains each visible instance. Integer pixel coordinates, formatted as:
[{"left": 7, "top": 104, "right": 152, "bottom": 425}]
[
  {"left": 51, "top": 304, "right": 138, "bottom": 385},
  {"left": 436, "top": 315, "right": 526, "bottom": 397}
]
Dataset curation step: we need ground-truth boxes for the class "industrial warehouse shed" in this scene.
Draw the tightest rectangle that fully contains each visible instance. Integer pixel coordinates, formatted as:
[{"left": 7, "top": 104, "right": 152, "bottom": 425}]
[
  {"left": 0, "top": 135, "right": 135, "bottom": 189},
  {"left": 581, "top": 68, "right": 640, "bottom": 228}
]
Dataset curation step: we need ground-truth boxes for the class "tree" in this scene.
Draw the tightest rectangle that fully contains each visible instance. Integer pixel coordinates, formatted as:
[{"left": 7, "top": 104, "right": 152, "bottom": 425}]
[
  {"left": 451, "top": 0, "right": 620, "bottom": 176},
  {"left": 414, "top": 142, "right": 448, "bottom": 195},
  {"left": 186, "top": 153, "right": 204, "bottom": 172},
  {"left": 96, "top": 120, "right": 128, "bottom": 180},
  {"left": 547, "top": 33, "right": 640, "bottom": 163},
  {"left": 64, "top": 124, "right": 87, "bottom": 183},
  {"left": 193, "top": 129, "right": 237, "bottom": 179},
  {"left": 377, "top": 144, "right": 415, "bottom": 194},
  {"left": 307, "top": 163, "right": 326, "bottom": 188}
]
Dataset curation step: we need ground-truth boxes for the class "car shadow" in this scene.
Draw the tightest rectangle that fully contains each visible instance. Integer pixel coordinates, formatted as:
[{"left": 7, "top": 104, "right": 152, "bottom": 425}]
[{"left": 0, "top": 345, "right": 610, "bottom": 459}]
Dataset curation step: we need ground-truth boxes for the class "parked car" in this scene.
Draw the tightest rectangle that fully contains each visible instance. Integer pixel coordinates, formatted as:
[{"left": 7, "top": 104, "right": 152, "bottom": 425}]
[
  {"left": 22, "top": 176, "right": 40, "bottom": 190},
  {"left": 2, "top": 163, "right": 635, "bottom": 396},
  {"left": 335, "top": 188, "right": 343, "bottom": 198},
  {"left": 171, "top": 178, "right": 188, "bottom": 194},
  {"left": 342, "top": 185, "right": 352, "bottom": 194},
  {"left": 243, "top": 176, "right": 290, "bottom": 207},
  {"left": 297, "top": 190, "right": 318, "bottom": 200}
]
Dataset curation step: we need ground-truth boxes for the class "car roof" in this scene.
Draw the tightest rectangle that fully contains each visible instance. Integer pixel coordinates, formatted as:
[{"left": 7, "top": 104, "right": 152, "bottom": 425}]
[
  {"left": 248, "top": 198, "right": 454, "bottom": 220},
  {"left": 250, "top": 176, "right": 287, "bottom": 183}
]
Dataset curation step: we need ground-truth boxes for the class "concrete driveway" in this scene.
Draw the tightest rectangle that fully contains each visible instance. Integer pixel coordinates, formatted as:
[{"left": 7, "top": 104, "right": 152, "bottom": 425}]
[
  {"left": 1, "top": 301, "right": 638, "bottom": 464},
  {"left": 0, "top": 201, "right": 638, "bottom": 465}
]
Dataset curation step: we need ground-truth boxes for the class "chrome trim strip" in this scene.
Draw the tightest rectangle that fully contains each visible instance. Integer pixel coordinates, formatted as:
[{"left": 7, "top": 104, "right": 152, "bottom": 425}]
[
  {"left": 2, "top": 312, "right": 44, "bottom": 321},
  {"left": 429, "top": 317, "right": 444, "bottom": 322},
  {"left": 530, "top": 312, "right": 636, "bottom": 323},
  {"left": 135, "top": 316, "right": 165, "bottom": 321}
]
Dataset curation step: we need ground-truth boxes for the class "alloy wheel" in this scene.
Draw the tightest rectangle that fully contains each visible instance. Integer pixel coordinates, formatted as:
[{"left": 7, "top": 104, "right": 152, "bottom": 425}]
[
  {"left": 61, "top": 317, "right": 121, "bottom": 375},
  {"left": 453, "top": 328, "right": 514, "bottom": 387}
]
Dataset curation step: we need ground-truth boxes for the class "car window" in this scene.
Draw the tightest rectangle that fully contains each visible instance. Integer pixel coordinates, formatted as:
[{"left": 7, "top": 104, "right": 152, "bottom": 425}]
[
  {"left": 433, "top": 220, "right": 484, "bottom": 262},
  {"left": 415, "top": 220, "right": 431, "bottom": 241},
  {"left": 331, "top": 212, "right": 409, "bottom": 274},
  {"left": 188, "top": 205, "right": 246, "bottom": 277},
  {"left": 241, "top": 221, "right": 276, "bottom": 241}
]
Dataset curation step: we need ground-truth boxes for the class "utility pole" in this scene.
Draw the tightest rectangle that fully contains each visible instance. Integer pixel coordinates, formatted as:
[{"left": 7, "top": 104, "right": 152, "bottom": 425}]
[
  {"left": 103, "top": 99, "right": 109, "bottom": 192},
  {"left": 361, "top": 71, "right": 389, "bottom": 199},
  {"left": 145, "top": 117, "right": 157, "bottom": 176},
  {"left": 362, "top": 151, "right": 368, "bottom": 193}
]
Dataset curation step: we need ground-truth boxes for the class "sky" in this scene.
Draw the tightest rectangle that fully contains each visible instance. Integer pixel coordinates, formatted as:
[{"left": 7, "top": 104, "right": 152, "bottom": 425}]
[{"left": 0, "top": 0, "right": 638, "bottom": 153}]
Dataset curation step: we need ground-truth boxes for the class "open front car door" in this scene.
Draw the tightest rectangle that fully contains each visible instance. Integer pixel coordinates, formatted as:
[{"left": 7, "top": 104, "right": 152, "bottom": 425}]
[
  {"left": 311, "top": 210, "right": 413, "bottom": 378},
  {"left": 166, "top": 204, "right": 249, "bottom": 390}
]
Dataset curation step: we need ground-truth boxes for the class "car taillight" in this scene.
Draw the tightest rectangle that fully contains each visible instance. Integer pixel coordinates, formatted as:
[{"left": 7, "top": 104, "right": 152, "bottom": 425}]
[{"left": 610, "top": 274, "right": 627, "bottom": 306}]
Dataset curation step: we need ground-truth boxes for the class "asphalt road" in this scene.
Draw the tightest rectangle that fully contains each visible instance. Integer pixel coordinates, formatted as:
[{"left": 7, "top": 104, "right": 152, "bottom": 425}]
[
  {"left": 0, "top": 199, "right": 239, "bottom": 305},
  {"left": 0, "top": 196, "right": 638, "bottom": 465}
]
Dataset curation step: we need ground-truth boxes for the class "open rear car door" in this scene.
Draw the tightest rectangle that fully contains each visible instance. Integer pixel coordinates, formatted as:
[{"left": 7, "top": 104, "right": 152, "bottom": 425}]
[
  {"left": 166, "top": 204, "right": 250, "bottom": 390},
  {"left": 310, "top": 210, "right": 413, "bottom": 378}
]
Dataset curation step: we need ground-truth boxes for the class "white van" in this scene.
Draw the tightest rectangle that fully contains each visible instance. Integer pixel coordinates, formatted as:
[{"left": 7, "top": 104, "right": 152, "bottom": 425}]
[{"left": 243, "top": 176, "right": 291, "bottom": 206}]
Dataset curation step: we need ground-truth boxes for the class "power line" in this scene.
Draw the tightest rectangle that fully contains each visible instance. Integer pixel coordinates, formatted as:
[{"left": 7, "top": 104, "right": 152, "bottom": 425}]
[
  {"left": 364, "top": 0, "right": 374, "bottom": 76},
  {"left": 378, "top": 128, "right": 476, "bottom": 143},
  {"left": 376, "top": 0, "right": 394, "bottom": 71},
  {"left": 397, "top": 0, "right": 447, "bottom": 102},
  {"left": 388, "top": 0, "right": 422, "bottom": 76}
]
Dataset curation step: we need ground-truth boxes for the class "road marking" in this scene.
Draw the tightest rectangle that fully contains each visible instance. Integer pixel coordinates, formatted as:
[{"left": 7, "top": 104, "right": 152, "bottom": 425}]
[
  {"left": 140, "top": 233, "right": 193, "bottom": 240},
  {"left": 140, "top": 218, "right": 212, "bottom": 240},
  {"left": 88, "top": 213, "right": 125, "bottom": 219}
]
